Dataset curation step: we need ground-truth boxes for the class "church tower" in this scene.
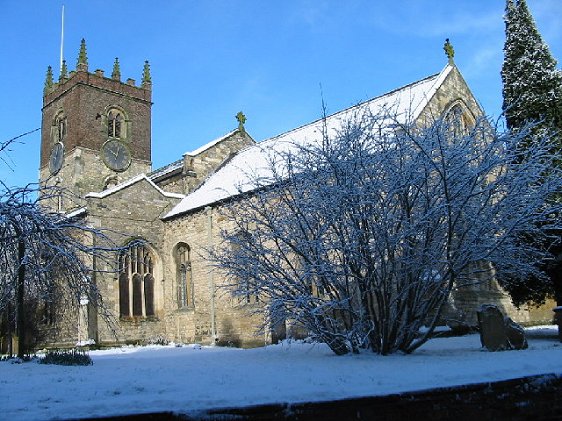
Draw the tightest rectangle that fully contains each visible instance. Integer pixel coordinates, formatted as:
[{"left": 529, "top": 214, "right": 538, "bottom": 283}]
[{"left": 40, "top": 39, "right": 153, "bottom": 211}]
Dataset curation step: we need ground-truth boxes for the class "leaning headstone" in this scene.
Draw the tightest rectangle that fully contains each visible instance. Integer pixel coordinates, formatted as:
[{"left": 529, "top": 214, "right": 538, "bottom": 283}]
[
  {"left": 477, "top": 305, "right": 509, "bottom": 351},
  {"left": 504, "top": 317, "right": 528, "bottom": 350}
]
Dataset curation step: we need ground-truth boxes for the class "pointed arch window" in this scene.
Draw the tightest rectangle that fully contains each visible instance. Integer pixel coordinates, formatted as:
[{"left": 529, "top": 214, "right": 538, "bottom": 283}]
[
  {"left": 107, "top": 109, "right": 124, "bottom": 139},
  {"left": 444, "top": 102, "right": 474, "bottom": 138},
  {"left": 52, "top": 111, "right": 67, "bottom": 144},
  {"left": 176, "top": 243, "right": 193, "bottom": 308},
  {"left": 118, "top": 242, "right": 156, "bottom": 318},
  {"left": 231, "top": 232, "right": 259, "bottom": 305},
  {"left": 57, "top": 116, "right": 66, "bottom": 142}
]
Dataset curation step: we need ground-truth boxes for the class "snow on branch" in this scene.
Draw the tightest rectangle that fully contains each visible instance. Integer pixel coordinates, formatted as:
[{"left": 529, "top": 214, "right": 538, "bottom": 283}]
[{"left": 210, "top": 107, "right": 562, "bottom": 355}]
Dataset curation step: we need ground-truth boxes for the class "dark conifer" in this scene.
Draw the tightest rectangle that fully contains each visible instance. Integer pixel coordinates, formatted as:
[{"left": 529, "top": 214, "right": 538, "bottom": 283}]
[
  {"left": 500, "top": 0, "right": 562, "bottom": 307},
  {"left": 501, "top": 0, "right": 562, "bottom": 144}
]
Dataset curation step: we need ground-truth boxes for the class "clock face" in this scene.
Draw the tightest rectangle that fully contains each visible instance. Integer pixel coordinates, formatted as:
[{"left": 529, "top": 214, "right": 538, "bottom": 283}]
[
  {"left": 49, "top": 142, "right": 64, "bottom": 175},
  {"left": 102, "top": 139, "right": 131, "bottom": 172}
]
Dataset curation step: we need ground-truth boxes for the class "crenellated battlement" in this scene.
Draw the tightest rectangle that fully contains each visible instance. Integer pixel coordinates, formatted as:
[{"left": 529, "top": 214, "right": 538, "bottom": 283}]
[{"left": 43, "top": 39, "right": 152, "bottom": 107}]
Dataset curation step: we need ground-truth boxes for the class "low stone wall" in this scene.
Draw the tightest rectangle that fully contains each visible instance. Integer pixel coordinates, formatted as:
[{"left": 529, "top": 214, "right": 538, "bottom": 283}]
[{"left": 89, "top": 373, "right": 562, "bottom": 420}]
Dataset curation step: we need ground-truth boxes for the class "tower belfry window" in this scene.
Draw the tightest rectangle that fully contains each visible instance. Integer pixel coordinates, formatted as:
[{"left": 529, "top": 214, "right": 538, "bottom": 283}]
[
  {"left": 52, "top": 112, "right": 67, "bottom": 145},
  {"left": 108, "top": 110, "right": 123, "bottom": 139},
  {"left": 57, "top": 117, "right": 66, "bottom": 142}
]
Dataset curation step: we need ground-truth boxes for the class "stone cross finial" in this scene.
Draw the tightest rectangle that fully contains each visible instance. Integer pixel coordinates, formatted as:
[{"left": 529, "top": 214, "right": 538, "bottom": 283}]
[
  {"left": 444, "top": 38, "right": 455, "bottom": 64},
  {"left": 76, "top": 38, "right": 88, "bottom": 71},
  {"left": 142, "top": 60, "right": 152, "bottom": 87},
  {"left": 112, "top": 58, "right": 121, "bottom": 81},
  {"left": 236, "top": 111, "right": 247, "bottom": 131},
  {"left": 59, "top": 60, "right": 68, "bottom": 81},
  {"left": 44, "top": 66, "right": 54, "bottom": 95}
]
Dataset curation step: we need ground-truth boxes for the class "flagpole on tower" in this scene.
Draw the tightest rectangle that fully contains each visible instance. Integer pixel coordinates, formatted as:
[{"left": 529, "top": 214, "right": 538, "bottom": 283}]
[{"left": 60, "top": 5, "right": 65, "bottom": 72}]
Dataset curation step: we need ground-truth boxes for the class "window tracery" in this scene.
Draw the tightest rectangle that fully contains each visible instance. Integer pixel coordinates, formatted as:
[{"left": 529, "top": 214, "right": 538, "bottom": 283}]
[
  {"left": 107, "top": 109, "right": 124, "bottom": 139},
  {"left": 52, "top": 111, "right": 67, "bottom": 144},
  {"left": 118, "top": 242, "right": 155, "bottom": 318},
  {"left": 444, "top": 102, "right": 474, "bottom": 137},
  {"left": 176, "top": 243, "right": 193, "bottom": 308},
  {"left": 231, "top": 233, "right": 259, "bottom": 305}
]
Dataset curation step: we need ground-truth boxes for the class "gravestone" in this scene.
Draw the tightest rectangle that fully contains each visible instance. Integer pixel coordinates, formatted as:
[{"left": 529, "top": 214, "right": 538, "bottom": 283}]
[
  {"left": 505, "top": 317, "right": 528, "bottom": 350},
  {"left": 477, "top": 305, "right": 509, "bottom": 351},
  {"left": 477, "top": 305, "right": 528, "bottom": 351}
]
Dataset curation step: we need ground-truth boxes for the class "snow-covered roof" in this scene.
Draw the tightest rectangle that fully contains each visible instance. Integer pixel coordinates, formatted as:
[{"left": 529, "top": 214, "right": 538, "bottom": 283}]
[
  {"left": 148, "top": 159, "right": 183, "bottom": 181},
  {"left": 85, "top": 174, "right": 185, "bottom": 200},
  {"left": 183, "top": 129, "right": 239, "bottom": 157},
  {"left": 164, "top": 65, "right": 453, "bottom": 219},
  {"left": 149, "top": 129, "right": 247, "bottom": 182},
  {"left": 65, "top": 207, "right": 87, "bottom": 218}
]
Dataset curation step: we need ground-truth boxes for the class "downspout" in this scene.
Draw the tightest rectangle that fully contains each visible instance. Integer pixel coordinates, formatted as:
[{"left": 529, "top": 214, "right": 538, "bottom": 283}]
[{"left": 206, "top": 206, "right": 217, "bottom": 345}]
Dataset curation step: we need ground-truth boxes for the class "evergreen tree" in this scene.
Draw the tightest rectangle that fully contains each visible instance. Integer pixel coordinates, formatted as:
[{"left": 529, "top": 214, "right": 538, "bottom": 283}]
[
  {"left": 499, "top": 0, "right": 562, "bottom": 308},
  {"left": 501, "top": 0, "right": 562, "bottom": 144}
]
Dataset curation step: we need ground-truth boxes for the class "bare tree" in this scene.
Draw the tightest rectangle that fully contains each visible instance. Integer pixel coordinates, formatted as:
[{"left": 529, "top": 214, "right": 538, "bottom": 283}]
[
  {"left": 211, "top": 109, "right": 562, "bottom": 355},
  {"left": 0, "top": 135, "right": 116, "bottom": 357}
]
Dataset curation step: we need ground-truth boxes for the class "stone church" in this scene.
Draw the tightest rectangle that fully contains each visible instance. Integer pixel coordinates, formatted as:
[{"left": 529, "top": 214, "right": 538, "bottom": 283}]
[{"left": 39, "top": 40, "right": 534, "bottom": 348}]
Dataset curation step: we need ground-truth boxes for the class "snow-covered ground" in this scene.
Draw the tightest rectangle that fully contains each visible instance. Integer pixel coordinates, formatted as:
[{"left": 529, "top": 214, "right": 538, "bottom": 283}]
[{"left": 2, "top": 326, "right": 561, "bottom": 420}]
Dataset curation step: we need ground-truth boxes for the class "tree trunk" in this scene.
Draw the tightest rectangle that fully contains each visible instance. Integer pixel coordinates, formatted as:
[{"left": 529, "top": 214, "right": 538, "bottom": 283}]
[{"left": 16, "top": 239, "right": 26, "bottom": 358}]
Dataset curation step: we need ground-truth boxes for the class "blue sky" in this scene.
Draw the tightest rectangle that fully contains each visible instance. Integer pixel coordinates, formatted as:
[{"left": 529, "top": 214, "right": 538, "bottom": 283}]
[{"left": 1, "top": 0, "right": 561, "bottom": 188}]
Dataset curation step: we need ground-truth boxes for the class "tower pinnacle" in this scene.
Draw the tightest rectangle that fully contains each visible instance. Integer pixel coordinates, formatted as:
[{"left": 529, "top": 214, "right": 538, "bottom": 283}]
[
  {"left": 59, "top": 60, "right": 68, "bottom": 81},
  {"left": 142, "top": 60, "right": 152, "bottom": 88},
  {"left": 112, "top": 57, "right": 121, "bottom": 81},
  {"left": 44, "top": 66, "right": 54, "bottom": 95},
  {"left": 76, "top": 38, "right": 88, "bottom": 71}
]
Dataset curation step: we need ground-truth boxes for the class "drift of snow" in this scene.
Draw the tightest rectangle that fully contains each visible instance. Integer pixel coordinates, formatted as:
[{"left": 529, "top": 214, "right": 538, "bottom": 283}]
[{"left": 1, "top": 326, "right": 562, "bottom": 420}]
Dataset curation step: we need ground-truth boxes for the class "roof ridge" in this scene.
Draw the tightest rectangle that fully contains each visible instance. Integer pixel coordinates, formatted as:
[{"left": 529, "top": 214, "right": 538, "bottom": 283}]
[
  {"left": 183, "top": 128, "right": 239, "bottom": 157},
  {"left": 259, "top": 70, "right": 442, "bottom": 146},
  {"left": 148, "top": 158, "right": 183, "bottom": 179},
  {"left": 85, "top": 173, "right": 185, "bottom": 200},
  {"left": 164, "top": 65, "right": 454, "bottom": 219}
]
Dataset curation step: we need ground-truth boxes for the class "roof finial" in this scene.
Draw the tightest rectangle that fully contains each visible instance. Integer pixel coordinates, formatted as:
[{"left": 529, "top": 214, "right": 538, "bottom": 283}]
[
  {"left": 44, "top": 65, "right": 54, "bottom": 95},
  {"left": 112, "top": 57, "right": 121, "bottom": 81},
  {"left": 444, "top": 38, "right": 455, "bottom": 65},
  {"left": 236, "top": 111, "right": 247, "bottom": 132},
  {"left": 59, "top": 59, "right": 68, "bottom": 81},
  {"left": 76, "top": 38, "right": 88, "bottom": 71},
  {"left": 142, "top": 60, "right": 152, "bottom": 88}
]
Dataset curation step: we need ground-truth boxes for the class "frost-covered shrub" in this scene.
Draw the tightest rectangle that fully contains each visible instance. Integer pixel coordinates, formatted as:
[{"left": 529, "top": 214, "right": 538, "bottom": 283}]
[
  {"left": 145, "top": 335, "right": 169, "bottom": 346},
  {"left": 212, "top": 108, "right": 562, "bottom": 356},
  {"left": 39, "top": 349, "right": 93, "bottom": 366}
]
